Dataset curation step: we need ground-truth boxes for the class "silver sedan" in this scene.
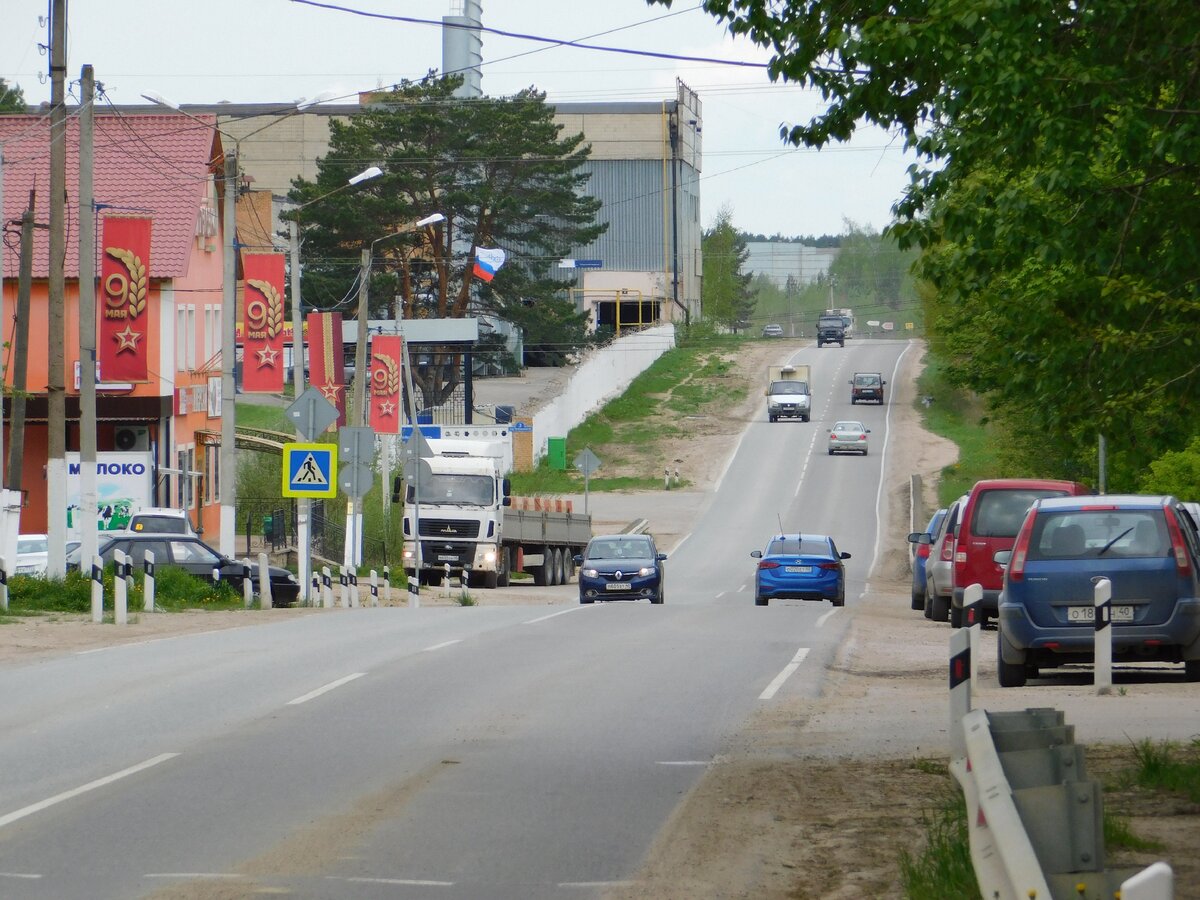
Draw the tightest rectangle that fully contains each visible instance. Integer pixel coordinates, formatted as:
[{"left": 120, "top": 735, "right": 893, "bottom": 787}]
[{"left": 827, "top": 420, "right": 870, "bottom": 455}]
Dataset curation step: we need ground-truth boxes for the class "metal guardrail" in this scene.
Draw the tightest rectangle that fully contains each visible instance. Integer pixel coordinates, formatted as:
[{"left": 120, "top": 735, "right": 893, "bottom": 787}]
[{"left": 948, "top": 610, "right": 1174, "bottom": 899}]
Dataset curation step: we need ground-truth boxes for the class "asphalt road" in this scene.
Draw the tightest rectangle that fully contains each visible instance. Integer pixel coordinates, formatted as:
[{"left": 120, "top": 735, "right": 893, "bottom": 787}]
[{"left": 0, "top": 340, "right": 910, "bottom": 900}]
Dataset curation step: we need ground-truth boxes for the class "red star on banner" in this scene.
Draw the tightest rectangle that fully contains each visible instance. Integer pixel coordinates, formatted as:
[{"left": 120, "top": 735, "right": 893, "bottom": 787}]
[
  {"left": 320, "top": 383, "right": 343, "bottom": 403},
  {"left": 255, "top": 346, "right": 279, "bottom": 369},
  {"left": 114, "top": 324, "right": 142, "bottom": 354},
  {"left": 378, "top": 400, "right": 396, "bottom": 418}
]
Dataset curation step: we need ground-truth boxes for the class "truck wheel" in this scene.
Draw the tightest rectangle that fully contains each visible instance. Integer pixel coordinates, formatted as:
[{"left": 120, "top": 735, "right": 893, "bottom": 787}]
[
  {"left": 551, "top": 548, "right": 565, "bottom": 586},
  {"left": 534, "top": 552, "right": 554, "bottom": 586},
  {"left": 564, "top": 550, "right": 576, "bottom": 583}
]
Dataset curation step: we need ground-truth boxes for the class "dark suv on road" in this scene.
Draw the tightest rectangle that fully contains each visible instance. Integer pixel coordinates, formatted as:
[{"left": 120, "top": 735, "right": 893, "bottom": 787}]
[{"left": 816, "top": 315, "right": 845, "bottom": 347}]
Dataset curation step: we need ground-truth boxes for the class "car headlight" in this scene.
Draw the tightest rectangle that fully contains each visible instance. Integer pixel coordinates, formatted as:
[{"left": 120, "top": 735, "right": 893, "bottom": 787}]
[
  {"left": 582, "top": 567, "right": 598, "bottom": 577},
  {"left": 402, "top": 549, "right": 415, "bottom": 561},
  {"left": 638, "top": 566, "right": 655, "bottom": 577},
  {"left": 287, "top": 573, "right": 298, "bottom": 583}
]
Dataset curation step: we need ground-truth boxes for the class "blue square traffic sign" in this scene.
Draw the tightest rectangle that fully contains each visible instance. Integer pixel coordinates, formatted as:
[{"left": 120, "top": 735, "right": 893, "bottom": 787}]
[{"left": 282, "top": 443, "right": 338, "bottom": 498}]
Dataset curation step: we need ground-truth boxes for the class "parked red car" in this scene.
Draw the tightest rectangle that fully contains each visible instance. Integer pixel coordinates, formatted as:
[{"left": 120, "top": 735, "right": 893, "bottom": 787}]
[{"left": 951, "top": 478, "right": 1091, "bottom": 627}]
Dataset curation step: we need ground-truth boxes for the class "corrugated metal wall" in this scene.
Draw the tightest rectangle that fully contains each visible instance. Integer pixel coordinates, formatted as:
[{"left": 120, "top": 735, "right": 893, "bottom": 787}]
[{"left": 572, "top": 160, "right": 667, "bottom": 272}]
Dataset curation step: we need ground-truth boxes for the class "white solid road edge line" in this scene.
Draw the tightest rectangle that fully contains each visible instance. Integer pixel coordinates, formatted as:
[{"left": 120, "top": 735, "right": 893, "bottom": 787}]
[
  {"left": 759, "top": 647, "right": 811, "bottom": 700},
  {"left": 0, "top": 753, "right": 179, "bottom": 830},
  {"left": 422, "top": 639, "right": 462, "bottom": 653},
  {"left": 286, "top": 672, "right": 366, "bottom": 706},
  {"left": 816, "top": 608, "right": 841, "bottom": 628}
]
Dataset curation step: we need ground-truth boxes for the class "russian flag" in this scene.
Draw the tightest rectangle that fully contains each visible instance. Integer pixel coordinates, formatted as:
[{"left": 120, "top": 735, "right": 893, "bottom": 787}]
[{"left": 473, "top": 247, "right": 506, "bottom": 283}]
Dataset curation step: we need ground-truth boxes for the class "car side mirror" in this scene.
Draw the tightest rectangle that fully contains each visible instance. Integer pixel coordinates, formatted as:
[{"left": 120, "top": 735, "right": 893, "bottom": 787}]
[
  {"left": 657, "top": 553, "right": 667, "bottom": 561},
  {"left": 994, "top": 550, "right": 1012, "bottom": 567},
  {"left": 840, "top": 551, "right": 851, "bottom": 559},
  {"left": 908, "top": 532, "right": 932, "bottom": 545},
  {"left": 750, "top": 549, "right": 763, "bottom": 558},
  {"left": 502, "top": 496, "right": 512, "bottom": 507},
  {"left": 865, "top": 429, "right": 871, "bottom": 433},
  {"left": 572, "top": 554, "right": 583, "bottom": 565}
]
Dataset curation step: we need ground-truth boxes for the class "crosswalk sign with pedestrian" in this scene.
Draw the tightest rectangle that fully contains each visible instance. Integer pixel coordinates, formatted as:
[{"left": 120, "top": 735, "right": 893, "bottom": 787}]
[{"left": 282, "top": 443, "right": 338, "bottom": 498}]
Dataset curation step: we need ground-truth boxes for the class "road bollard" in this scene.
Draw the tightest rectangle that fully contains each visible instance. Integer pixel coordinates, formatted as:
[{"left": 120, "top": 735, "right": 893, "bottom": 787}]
[
  {"left": 91, "top": 554, "right": 104, "bottom": 623},
  {"left": 408, "top": 567, "right": 420, "bottom": 609},
  {"left": 310, "top": 571, "right": 320, "bottom": 607},
  {"left": 383, "top": 564, "right": 391, "bottom": 604},
  {"left": 338, "top": 565, "right": 349, "bottom": 608},
  {"left": 664, "top": 467, "right": 670, "bottom": 490},
  {"left": 143, "top": 550, "right": 156, "bottom": 613},
  {"left": 0, "top": 555, "right": 7, "bottom": 613},
  {"left": 444, "top": 563, "right": 452, "bottom": 596},
  {"left": 241, "top": 559, "right": 254, "bottom": 608},
  {"left": 949, "top": 627, "right": 972, "bottom": 760},
  {"left": 1094, "top": 577, "right": 1113, "bottom": 695},
  {"left": 113, "top": 549, "right": 128, "bottom": 625},
  {"left": 370, "top": 569, "right": 379, "bottom": 607},
  {"left": 349, "top": 565, "right": 359, "bottom": 608},
  {"left": 257, "top": 552, "right": 272, "bottom": 609},
  {"left": 321, "top": 566, "right": 334, "bottom": 608},
  {"left": 964, "top": 582, "right": 983, "bottom": 686}
]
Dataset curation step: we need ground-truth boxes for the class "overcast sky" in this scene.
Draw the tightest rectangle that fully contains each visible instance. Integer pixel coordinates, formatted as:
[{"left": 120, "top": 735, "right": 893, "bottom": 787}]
[{"left": 2, "top": 0, "right": 917, "bottom": 238}]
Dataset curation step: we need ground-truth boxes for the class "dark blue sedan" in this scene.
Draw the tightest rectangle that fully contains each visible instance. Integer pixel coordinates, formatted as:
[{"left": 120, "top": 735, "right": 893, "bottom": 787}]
[
  {"left": 752, "top": 533, "right": 850, "bottom": 607},
  {"left": 908, "top": 508, "right": 948, "bottom": 611},
  {"left": 576, "top": 534, "right": 667, "bottom": 604},
  {"left": 997, "top": 495, "right": 1200, "bottom": 686}
]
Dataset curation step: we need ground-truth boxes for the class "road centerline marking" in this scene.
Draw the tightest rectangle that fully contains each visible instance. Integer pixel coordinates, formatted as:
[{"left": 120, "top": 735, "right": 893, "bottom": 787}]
[
  {"left": 286, "top": 672, "right": 366, "bottom": 706},
  {"left": 759, "top": 647, "right": 810, "bottom": 700},
  {"left": 422, "top": 640, "right": 462, "bottom": 653},
  {"left": 524, "top": 606, "right": 592, "bottom": 625},
  {"left": 0, "top": 753, "right": 179, "bottom": 830}
]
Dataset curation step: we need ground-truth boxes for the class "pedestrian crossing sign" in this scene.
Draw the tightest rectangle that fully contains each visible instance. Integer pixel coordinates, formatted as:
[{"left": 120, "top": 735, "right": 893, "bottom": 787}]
[{"left": 282, "top": 443, "right": 338, "bottom": 498}]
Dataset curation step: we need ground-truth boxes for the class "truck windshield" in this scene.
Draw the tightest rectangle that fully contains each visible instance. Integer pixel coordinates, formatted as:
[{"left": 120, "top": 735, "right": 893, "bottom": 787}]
[
  {"left": 769, "top": 381, "right": 808, "bottom": 395},
  {"left": 819, "top": 317, "right": 843, "bottom": 327},
  {"left": 410, "top": 474, "right": 495, "bottom": 505}
]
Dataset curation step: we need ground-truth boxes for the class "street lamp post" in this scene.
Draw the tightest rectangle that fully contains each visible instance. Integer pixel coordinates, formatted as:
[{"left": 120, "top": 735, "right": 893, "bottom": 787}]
[
  {"left": 344, "top": 213, "right": 445, "bottom": 569},
  {"left": 285, "top": 165, "right": 382, "bottom": 596}
]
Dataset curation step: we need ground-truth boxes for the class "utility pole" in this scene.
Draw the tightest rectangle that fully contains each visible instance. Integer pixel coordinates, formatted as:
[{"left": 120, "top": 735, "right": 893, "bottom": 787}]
[
  {"left": 353, "top": 248, "right": 371, "bottom": 426},
  {"left": 288, "top": 218, "right": 311, "bottom": 596},
  {"left": 219, "top": 149, "right": 238, "bottom": 556},
  {"left": 46, "top": 0, "right": 68, "bottom": 579},
  {"left": 7, "top": 200, "right": 34, "bottom": 491},
  {"left": 78, "top": 65, "right": 99, "bottom": 567}
]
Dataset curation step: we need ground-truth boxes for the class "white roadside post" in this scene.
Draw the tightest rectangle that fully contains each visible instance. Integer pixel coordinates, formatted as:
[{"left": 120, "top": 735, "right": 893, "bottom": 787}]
[
  {"left": 963, "top": 582, "right": 983, "bottom": 686},
  {"left": 949, "top": 628, "right": 972, "bottom": 761},
  {"left": 321, "top": 565, "right": 334, "bottom": 608},
  {"left": 444, "top": 562, "right": 452, "bottom": 597},
  {"left": 310, "top": 571, "right": 320, "bottom": 606},
  {"left": 0, "top": 556, "right": 7, "bottom": 612},
  {"left": 383, "top": 564, "right": 391, "bottom": 604},
  {"left": 113, "top": 549, "right": 127, "bottom": 625},
  {"left": 338, "top": 565, "right": 349, "bottom": 607},
  {"left": 143, "top": 550, "right": 155, "bottom": 613},
  {"left": 349, "top": 564, "right": 359, "bottom": 608},
  {"left": 241, "top": 558, "right": 253, "bottom": 608},
  {"left": 1094, "top": 576, "right": 1113, "bottom": 695},
  {"left": 1121, "top": 861, "right": 1174, "bottom": 900},
  {"left": 257, "top": 552, "right": 272, "bottom": 609},
  {"left": 90, "top": 554, "right": 104, "bottom": 622},
  {"left": 370, "top": 569, "right": 379, "bottom": 607}
]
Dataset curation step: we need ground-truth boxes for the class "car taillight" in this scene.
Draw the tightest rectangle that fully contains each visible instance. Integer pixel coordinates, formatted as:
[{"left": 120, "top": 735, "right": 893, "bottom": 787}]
[
  {"left": 757, "top": 560, "right": 780, "bottom": 569},
  {"left": 818, "top": 561, "right": 840, "bottom": 570},
  {"left": 917, "top": 544, "right": 931, "bottom": 559},
  {"left": 940, "top": 538, "right": 955, "bottom": 562},
  {"left": 1164, "top": 510, "right": 1193, "bottom": 576},
  {"left": 1007, "top": 508, "right": 1038, "bottom": 582},
  {"left": 859, "top": 434, "right": 867, "bottom": 441},
  {"left": 829, "top": 434, "right": 837, "bottom": 441}
]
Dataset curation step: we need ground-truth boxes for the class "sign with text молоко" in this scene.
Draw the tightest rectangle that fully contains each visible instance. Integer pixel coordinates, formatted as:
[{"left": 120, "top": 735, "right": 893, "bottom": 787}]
[
  {"left": 99, "top": 216, "right": 152, "bottom": 382},
  {"left": 282, "top": 443, "right": 338, "bottom": 498}
]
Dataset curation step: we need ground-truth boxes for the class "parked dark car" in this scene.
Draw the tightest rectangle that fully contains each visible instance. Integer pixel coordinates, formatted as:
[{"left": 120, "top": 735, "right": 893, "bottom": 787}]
[
  {"left": 907, "top": 508, "right": 948, "bottom": 611},
  {"left": 996, "top": 494, "right": 1200, "bottom": 686},
  {"left": 66, "top": 534, "right": 301, "bottom": 604},
  {"left": 752, "top": 533, "right": 850, "bottom": 606},
  {"left": 575, "top": 534, "right": 666, "bottom": 604}
]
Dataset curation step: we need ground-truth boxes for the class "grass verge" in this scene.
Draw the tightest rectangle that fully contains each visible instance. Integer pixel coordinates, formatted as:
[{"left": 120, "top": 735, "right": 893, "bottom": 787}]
[{"left": 914, "top": 355, "right": 1001, "bottom": 506}]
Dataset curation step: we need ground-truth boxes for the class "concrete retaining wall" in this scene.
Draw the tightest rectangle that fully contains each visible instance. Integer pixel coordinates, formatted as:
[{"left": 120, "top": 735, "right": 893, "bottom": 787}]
[{"left": 531, "top": 324, "right": 676, "bottom": 464}]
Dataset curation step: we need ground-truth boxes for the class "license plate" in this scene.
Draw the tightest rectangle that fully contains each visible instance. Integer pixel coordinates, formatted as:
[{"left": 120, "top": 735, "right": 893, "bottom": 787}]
[
  {"left": 785, "top": 566, "right": 812, "bottom": 573},
  {"left": 1067, "top": 605, "right": 1135, "bottom": 622},
  {"left": 438, "top": 554, "right": 457, "bottom": 562},
  {"left": 606, "top": 582, "right": 631, "bottom": 591}
]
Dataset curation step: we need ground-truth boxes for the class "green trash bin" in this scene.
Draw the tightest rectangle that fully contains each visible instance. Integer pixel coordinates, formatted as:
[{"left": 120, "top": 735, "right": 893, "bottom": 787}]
[
  {"left": 262, "top": 514, "right": 273, "bottom": 539},
  {"left": 547, "top": 437, "right": 567, "bottom": 471}
]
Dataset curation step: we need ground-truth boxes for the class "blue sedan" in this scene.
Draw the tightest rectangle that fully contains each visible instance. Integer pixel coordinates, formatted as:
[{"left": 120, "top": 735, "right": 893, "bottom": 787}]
[
  {"left": 752, "top": 533, "right": 850, "bottom": 607},
  {"left": 576, "top": 534, "right": 667, "bottom": 604}
]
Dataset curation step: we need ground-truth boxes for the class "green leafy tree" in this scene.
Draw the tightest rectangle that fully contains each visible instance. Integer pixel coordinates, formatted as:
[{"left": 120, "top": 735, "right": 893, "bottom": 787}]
[
  {"left": 0, "top": 78, "right": 25, "bottom": 113},
  {"left": 702, "top": 206, "right": 755, "bottom": 331},
  {"left": 667, "top": 0, "right": 1200, "bottom": 482},
  {"left": 287, "top": 73, "right": 604, "bottom": 403}
]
